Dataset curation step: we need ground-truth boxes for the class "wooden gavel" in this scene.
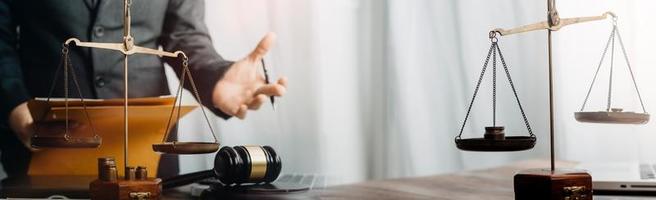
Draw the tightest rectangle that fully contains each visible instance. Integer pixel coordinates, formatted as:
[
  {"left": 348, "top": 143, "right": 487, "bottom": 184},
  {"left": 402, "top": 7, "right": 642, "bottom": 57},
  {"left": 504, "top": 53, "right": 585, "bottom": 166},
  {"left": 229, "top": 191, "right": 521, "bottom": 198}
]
[{"left": 162, "top": 145, "right": 281, "bottom": 189}]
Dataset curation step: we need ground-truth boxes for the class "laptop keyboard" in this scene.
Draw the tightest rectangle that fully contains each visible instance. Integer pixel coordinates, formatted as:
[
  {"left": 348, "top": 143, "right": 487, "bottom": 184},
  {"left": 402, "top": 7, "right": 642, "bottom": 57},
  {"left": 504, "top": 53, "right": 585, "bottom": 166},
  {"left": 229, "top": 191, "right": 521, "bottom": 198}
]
[
  {"left": 276, "top": 174, "right": 327, "bottom": 189},
  {"left": 191, "top": 174, "right": 327, "bottom": 197},
  {"left": 639, "top": 164, "right": 656, "bottom": 179}
]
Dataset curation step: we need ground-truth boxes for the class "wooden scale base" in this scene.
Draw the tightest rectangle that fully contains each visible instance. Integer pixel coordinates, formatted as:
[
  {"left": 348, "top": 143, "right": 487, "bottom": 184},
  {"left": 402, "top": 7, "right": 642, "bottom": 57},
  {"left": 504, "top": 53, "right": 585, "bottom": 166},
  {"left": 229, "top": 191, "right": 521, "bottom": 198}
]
[
  {"left": 514, "top": 168, "right": 592, "bottom": 200},
  {"left": 90, "top": 178, "right": 162, "bottom": 200},
  {"left": 89, "top": 158, "right": 162, "bottom": 200}
]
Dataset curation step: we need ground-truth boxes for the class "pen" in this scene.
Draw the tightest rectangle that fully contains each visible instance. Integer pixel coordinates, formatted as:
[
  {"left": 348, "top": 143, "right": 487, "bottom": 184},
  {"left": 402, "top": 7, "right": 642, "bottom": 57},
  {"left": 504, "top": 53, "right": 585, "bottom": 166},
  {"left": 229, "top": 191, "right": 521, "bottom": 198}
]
[{"left": 261, "top": 59, "right": 275, "bottom": 110}]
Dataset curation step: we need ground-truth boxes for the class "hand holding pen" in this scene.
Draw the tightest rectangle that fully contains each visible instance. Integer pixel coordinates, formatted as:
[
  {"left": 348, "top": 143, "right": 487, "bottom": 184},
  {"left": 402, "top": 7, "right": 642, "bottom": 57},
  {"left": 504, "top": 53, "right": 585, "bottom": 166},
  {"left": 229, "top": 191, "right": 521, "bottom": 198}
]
[
  {"left": 261, "top": 59, "right": 276, "bottom": 110},
  {"left": 212, "top": 32, "right": 287, "bottom": 119}
]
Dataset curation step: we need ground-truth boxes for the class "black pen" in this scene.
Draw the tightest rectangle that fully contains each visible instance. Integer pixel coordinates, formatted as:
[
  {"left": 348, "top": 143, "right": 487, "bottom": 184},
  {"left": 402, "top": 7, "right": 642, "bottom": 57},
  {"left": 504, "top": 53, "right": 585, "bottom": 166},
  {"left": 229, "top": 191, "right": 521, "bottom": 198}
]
[{"left": 261, "top": 59, "right": 275, "bottom": 110}]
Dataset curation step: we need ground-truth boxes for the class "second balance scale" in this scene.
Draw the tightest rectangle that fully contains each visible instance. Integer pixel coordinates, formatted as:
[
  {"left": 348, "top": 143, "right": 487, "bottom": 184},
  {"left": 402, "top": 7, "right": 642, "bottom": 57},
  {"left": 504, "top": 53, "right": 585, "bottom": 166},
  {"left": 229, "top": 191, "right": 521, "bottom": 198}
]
[{"left": 455, "top": 0, "right": 649, "bottom": 199}]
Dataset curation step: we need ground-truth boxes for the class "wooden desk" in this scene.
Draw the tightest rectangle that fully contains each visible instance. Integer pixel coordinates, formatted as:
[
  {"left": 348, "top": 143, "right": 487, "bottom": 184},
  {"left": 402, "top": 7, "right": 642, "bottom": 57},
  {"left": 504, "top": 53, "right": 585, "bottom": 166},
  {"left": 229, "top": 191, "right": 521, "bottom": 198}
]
[
  {"left": 319, "top": 159, "right": 559, "bottom": 199},
  {"left": 162, "top": 160, "right": 654, "bottom": 199}
]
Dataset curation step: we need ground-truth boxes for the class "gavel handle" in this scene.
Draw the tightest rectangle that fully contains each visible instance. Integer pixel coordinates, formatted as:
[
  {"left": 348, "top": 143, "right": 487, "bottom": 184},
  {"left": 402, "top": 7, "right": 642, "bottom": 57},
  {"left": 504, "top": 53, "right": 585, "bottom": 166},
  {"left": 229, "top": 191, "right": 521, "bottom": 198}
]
[{"left": 162, "top": 170, "right": 214, "bottom": 189}]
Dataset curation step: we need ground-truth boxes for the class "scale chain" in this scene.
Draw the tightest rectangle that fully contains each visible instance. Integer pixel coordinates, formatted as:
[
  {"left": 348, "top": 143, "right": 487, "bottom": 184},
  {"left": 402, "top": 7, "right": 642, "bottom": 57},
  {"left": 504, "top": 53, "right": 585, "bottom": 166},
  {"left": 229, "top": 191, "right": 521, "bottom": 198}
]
[
  {"left": 492, "top": 44, "right": 497, "bottom": 127},
  {"left": 33, "top": 44, "right": 99, "bottom": 142},
  {"left": 496, "top": 44, "right": 534, "bottom": 138},
  {"left": 579, "top": 22, "right": 646, "bottom": 114},
  {"left": 66, "top": 49, "right": 100, "bottom": 139},
  {"left": 162, "top": 60, "right": 186, "bottom": 143},
  {"left": 182, "top": 58, "right": 219, "bottom": 142},
  {"left": 162, "top": 56, "right": 218, "bottom": 143},
  {"left": 615, "top": 26, "right": 648, "bottom": 113},
  {"left": 33, "top": 47, "right": 67, "bottom": 140},
  {"left": 64, "top": 45, "right": 69, "bottom": 137},
  {"left": 456, "top": 42, "right": 496, "bottom": 141},
  {"left": 580, "top": 27, "right": 614, "bottom": 111},
  {"left": 456, "top": 41, "right": 534, "bottom": 140},
  {"left": 607, "top": 25, "right": 616, "bottom": 111}
]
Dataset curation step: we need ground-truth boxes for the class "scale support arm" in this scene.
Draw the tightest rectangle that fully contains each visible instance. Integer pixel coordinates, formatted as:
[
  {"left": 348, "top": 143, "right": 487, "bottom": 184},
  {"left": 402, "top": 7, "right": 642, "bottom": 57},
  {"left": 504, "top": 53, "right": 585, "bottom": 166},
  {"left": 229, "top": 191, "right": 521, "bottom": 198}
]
[{"left": 491, "top": 11, "right": 616, "bottom": 36}]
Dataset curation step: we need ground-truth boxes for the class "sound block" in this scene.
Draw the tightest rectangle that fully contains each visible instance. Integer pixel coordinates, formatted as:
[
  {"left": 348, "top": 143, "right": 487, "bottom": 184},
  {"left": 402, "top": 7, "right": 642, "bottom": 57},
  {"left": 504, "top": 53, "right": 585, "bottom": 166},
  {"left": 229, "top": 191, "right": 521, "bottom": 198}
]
[
  {"left": 89, "top": 178, "right": 162, "bottom": 200},
  {"left": 514, "top": 168, "right": 592, "bottom": 200}
]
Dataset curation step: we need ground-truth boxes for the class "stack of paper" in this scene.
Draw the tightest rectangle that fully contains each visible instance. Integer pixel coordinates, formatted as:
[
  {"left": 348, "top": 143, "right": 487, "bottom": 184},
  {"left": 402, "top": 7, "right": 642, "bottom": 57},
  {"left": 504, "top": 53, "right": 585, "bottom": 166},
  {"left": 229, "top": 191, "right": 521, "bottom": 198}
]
[{"left": 26, "top": 96, "right": 196, "bottom": 177}]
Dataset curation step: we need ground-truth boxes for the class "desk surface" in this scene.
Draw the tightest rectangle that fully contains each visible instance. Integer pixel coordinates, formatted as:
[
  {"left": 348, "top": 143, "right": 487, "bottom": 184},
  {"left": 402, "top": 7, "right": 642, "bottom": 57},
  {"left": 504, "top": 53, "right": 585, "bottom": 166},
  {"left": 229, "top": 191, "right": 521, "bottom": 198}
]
[{"left": 163, "top": 160, "right": 655, "bottom": 199}]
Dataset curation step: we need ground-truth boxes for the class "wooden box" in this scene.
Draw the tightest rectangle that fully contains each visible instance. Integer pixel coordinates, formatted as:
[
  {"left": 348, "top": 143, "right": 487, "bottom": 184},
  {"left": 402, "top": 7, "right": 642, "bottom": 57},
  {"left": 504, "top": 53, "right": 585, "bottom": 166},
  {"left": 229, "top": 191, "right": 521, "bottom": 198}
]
[
  {"left": 514, "top": 168, "right": 592, "bottom": 200},
  {"left": 89, "top": 178, "right": 162, "bottom": 200}
]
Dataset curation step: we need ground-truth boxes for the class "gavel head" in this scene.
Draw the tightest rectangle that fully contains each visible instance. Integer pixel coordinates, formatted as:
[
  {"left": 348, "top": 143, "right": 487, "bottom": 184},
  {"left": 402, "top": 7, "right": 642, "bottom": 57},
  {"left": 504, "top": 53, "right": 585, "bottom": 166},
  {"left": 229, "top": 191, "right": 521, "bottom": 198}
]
[{"left": 213, "top": 145, "right": 281, "bottom": 185}]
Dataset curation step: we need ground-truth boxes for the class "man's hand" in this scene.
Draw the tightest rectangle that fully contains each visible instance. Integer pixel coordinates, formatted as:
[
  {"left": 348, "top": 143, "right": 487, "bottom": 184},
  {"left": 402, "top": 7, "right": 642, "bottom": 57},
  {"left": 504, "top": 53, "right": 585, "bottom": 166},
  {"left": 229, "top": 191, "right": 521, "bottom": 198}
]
[
  {"left": 9, "top": 102, "right": 85, "bottom": 150},
  {"left": 9, "top": 103, "right": 34, "bottom": 149},
  {"left": 212, "top": 32, "right": 287, "bottom": 119}
]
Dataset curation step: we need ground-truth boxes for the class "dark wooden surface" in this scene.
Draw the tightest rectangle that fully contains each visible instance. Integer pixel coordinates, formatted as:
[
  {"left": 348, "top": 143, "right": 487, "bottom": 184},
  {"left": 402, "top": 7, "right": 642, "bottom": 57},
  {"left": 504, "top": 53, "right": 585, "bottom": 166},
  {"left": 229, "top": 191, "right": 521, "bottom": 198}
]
[{"left": 162, "top": 160, "right": 655, "bottom": 200}]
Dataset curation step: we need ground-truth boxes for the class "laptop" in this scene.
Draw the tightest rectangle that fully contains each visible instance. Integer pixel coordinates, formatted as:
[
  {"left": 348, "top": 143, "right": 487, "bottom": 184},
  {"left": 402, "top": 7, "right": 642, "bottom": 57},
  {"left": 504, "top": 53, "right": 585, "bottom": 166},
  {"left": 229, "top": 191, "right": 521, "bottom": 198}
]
[
  {"left": 190, "top": 174, "right": 327, "bottom": 198},
  {"left": 577, "top": 162, "right": 656, "bottom": 192}
]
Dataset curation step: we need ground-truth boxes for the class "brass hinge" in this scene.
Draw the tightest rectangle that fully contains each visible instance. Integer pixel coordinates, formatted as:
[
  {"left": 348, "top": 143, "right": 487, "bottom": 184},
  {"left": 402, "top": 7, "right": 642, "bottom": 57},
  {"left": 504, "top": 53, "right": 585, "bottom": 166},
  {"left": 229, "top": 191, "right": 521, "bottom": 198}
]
[
  {"left": 129, "top": 192, "right": 152, "bottom": 200},
  {"left": 563, "top": 186, "right": 588, "bottom": 200}
]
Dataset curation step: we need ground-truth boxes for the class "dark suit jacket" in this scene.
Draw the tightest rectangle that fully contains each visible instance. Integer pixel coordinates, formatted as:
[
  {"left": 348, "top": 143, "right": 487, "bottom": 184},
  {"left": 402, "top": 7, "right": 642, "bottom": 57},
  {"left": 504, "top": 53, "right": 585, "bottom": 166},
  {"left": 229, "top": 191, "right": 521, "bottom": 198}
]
[{"left": 0, "top": 0, "right": 232, "bottom": 177}]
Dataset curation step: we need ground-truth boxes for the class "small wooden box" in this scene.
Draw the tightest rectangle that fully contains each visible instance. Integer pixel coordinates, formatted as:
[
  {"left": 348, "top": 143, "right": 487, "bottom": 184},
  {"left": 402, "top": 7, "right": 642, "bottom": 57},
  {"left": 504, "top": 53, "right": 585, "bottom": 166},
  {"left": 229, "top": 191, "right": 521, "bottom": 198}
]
[
  {"left": 89, "top": 178, "right": 162, "bottom": 200},
  {"left": 514, "top": 168, "right": 592, "bottom": 200}
]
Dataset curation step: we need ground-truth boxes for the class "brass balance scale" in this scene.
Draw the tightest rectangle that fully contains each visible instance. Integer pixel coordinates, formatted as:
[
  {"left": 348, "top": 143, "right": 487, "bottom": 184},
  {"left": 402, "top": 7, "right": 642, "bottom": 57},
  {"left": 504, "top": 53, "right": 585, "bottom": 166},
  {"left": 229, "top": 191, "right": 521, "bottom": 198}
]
[
  {"left": 455, "top": 0, "right": 648, "bottom": 199},
  {"left": 29, "top": 0, "right": 220, "bottom": 198}
]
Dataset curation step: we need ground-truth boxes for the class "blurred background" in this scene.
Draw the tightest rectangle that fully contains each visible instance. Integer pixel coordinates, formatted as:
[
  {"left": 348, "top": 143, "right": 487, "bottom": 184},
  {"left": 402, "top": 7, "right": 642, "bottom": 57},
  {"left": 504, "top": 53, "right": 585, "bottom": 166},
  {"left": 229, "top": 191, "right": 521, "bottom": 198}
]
[{"left": 165, "top": 0, "right": 656, "bottom": 185}]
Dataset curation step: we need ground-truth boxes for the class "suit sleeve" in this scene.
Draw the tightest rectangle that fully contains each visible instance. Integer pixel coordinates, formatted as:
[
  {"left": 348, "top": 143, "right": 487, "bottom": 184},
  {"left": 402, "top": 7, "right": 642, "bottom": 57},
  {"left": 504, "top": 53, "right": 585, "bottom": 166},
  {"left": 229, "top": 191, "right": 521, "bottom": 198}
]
[
  {"left": 0, "top": 0, "right": 30, "bottom": 127},
  {"left": 159, "top": 0, "right": 233, "bottom": 119}
]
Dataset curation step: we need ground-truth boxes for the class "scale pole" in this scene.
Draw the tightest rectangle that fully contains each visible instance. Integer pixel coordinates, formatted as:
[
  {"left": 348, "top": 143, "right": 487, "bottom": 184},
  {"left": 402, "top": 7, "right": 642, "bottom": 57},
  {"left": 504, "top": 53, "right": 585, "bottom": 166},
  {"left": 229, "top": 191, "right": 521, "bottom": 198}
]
[
  {"left": 547, "top": 0, "right": 557, "bottom": 172},
  {"left": 548, "top": 30, "right": 555, "bottom": 172},
  {"left": 123, "top": 55, "right": 129, "bottom": 174},
  {"left": 122, "top": 0, "right": 132, "bottom": 174}
]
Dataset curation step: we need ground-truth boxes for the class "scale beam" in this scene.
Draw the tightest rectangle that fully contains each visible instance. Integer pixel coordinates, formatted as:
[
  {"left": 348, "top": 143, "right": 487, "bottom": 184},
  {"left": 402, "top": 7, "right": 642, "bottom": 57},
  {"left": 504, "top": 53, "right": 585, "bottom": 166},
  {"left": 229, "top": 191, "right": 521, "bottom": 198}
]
[
  {"left": 64, "top": 38, "right": 186, "bottom": 58},
  {"left": 491, "top": 12, "right": 616, "bottom": 36}
]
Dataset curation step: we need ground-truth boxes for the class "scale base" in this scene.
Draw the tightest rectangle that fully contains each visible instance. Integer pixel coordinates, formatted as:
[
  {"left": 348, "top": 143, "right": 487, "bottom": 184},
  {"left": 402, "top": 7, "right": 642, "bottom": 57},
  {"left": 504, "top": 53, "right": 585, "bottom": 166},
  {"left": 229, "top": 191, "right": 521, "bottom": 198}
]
[
  {"left": 514, "top": 168, "right": 592, "bottom": 200},
  {"left": 89, "top": 178, "right": 162, "bottom": 200}
]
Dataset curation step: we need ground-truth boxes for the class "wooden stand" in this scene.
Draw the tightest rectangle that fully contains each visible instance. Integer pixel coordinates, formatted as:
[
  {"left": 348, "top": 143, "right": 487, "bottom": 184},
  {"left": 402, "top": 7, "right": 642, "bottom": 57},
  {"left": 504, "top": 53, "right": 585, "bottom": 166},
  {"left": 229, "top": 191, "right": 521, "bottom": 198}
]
[
  {"left": 89, "top": 178, "right": 162, "bottom": 200},
  {"left": 514, "top": 168, "right": 592, "bottom": 200}
]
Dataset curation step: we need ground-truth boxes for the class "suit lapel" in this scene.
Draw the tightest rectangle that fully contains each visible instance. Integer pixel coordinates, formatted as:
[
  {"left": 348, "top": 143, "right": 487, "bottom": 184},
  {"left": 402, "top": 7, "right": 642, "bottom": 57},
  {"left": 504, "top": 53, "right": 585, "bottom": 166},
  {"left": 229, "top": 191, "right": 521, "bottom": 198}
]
[{"left": 83, "top": 0, "right": 98, "bottom": 10}]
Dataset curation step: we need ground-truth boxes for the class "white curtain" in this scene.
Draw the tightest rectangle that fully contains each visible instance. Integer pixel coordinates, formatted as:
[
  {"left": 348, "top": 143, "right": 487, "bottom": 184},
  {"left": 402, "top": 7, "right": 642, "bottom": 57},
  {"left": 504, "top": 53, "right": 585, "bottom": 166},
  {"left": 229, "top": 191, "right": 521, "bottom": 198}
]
[
  {"left": 2, "top": 0, "right": 651, "bottom": 184},
  {"left": 167, "top": 0, "right": 656, "bottom": 184}
]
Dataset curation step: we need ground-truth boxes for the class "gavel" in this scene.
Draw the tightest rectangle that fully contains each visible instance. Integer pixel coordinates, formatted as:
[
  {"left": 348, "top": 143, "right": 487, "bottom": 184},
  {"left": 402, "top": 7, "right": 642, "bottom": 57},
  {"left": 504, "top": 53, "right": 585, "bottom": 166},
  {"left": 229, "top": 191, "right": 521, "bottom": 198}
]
[{"left": 162, "top": 145, "right": 281, "bottom": 189}]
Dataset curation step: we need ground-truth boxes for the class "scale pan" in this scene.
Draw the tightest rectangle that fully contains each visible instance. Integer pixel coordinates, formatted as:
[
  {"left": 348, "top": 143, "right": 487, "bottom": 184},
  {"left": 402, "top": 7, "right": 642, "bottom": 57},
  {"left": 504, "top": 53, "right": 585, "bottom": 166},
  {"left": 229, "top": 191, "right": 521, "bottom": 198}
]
[
  {"left": 575, "top": 111, "right": 649, "bottom": 124},
  {"left": 456, "top": 136, "right": 535, "bottom": 152},
  {"left": 152, "top": 142, "right": 220, "bottom": 154},
  {"left": 31, "top": 135, "right": 101, "bottom": 148}
]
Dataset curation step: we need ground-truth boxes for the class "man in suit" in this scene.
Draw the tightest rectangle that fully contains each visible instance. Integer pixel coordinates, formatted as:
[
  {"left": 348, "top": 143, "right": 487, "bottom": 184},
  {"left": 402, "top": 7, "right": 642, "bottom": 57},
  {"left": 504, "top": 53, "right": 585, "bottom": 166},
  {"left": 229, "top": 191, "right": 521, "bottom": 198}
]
[{"left": 0, "top": 0, "right": 287, "bottom": 178}]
